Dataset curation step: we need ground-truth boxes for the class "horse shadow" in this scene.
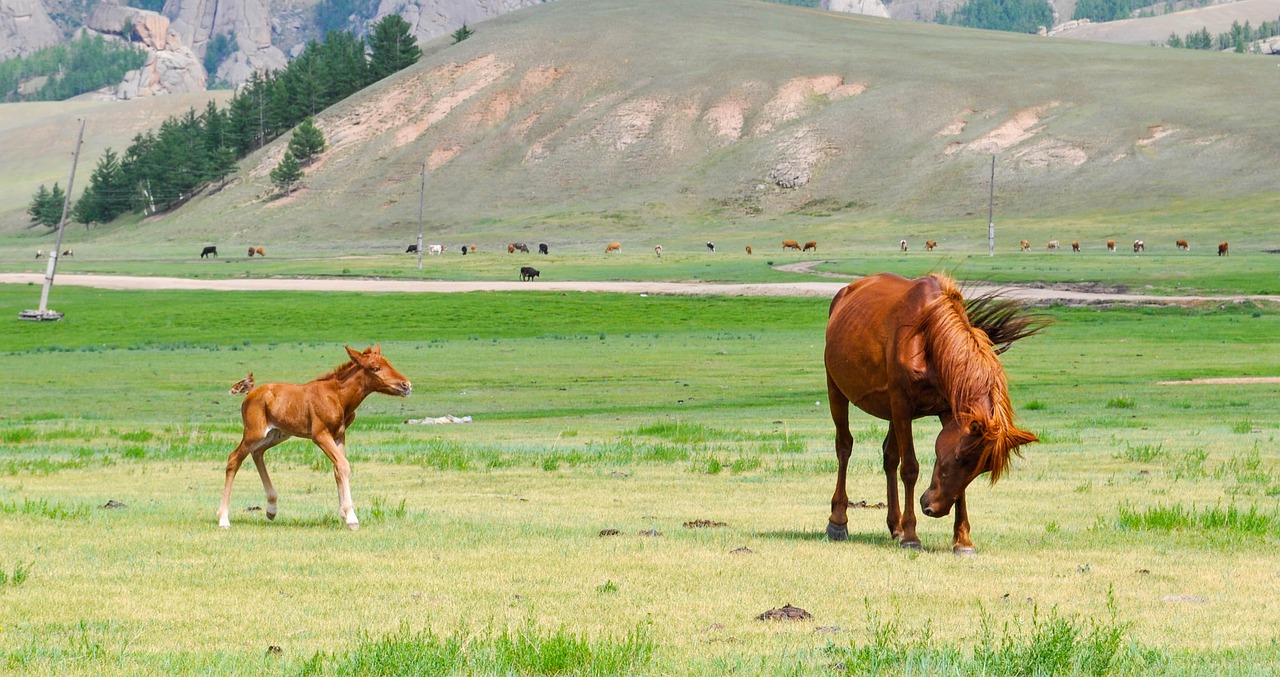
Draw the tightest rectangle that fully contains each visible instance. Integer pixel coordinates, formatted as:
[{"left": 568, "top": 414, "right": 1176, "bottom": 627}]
[{"left": 752, "top": 529, "right": 885, "bottom": 546}]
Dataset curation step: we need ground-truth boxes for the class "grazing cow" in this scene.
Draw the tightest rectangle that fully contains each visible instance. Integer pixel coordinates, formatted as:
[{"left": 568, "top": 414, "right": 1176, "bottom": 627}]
[
  {"left": 783, "top": 240, "right": 802, "bottom": 251},
  {"left": 201, "top": 246, "right": 219, "bottom": 258},
  {"left": 248, "top": 246, "right": 265, "bottom": 257},
  {"left": 461, "top": 246, "right": 468, "bottom": 255},
  {"left": 62, "top": 249, "right": 73, "bottom": 257},
  {"left": 745, "top": 245, "right": 752, "bottom": 255},
  {"left": 229, "top": 372, "right": 255, "bottom": 395},
  {"left": 1107, "top": 240, "right": 1116, "bottom": 252},
  {"left": 1218, "top": 241, "right": 1229, "bottom": 256},
  {"left": 654, "top": 245, "right": 663, "bottom": 257},
  {"left": 520, "top": 266, "right": 540, "bottom": 281},
  {"left": 35, "top": 249, "right": 43, "bottom": 259},
  {"left": 900, "top": 239, "right": 908, "bottom": 252},
  {"left": 470, "top": 244, "right": 478, "bottom": 254},
  {"left": 605, "top": 242, "right": 621, "bottom": 254},
  {"left": 1133, "top": 240, "right": 1145, "bottom": 253},
  {"left": 804, "top": 241, "right": 818, "bottom": 252},
  {"left": 1047, "top": 240, "right": 1060, "bottom": 251},
  {"left": 924, "top": 240, "right": 937, "bottom": 252},
  {"left": 539, "top": 243, "right": 549, "bottom": 255},
  {"left": 706, "top": 241, "right": 716, "bottom": 252},
  {"left": 428, "top": 244, "right": 445, "bottom": 255},
  {"left": 1019, "top": 240, "right": 1031, "bottom": 252},
  {"left": 406, "top": 244, "right": 418, "bottom": 253},
  {"left": 1071, "top": 242, "right": 1080, "bottom": 252},
  {"left": 509, "top": 242, "right": 529, "bottom": 253},
  {"left": 1176, "top": 239, "right": 1189, "bottom": 251}
]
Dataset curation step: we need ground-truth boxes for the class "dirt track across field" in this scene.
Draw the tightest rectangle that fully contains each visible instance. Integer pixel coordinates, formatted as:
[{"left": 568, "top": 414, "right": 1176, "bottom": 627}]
[{"left": 2, "top": 271, "right": 1278, "bottom": 305}]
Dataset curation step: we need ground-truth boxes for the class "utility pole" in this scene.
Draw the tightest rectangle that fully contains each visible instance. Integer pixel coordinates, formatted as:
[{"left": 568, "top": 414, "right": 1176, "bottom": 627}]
[
  {"left": 987, "top": 154, "right": 996, "bottom": 257},
  {"left": 416, "top": 162, "right": 425, "bottom": 270},
  {"left": 21, "top": 118, "right": 85, "bottom": 321}
]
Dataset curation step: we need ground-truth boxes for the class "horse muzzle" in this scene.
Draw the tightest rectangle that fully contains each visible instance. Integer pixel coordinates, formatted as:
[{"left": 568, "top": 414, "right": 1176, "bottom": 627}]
[
  {"left": 920, "top": 492, "right": 953, "bottom": 518},
  {"left": 396, "top": 382, "right": 413, "bottom": 397}
]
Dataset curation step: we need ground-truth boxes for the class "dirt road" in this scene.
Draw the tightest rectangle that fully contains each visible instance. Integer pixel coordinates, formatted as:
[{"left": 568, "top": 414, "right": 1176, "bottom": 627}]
[{"left": 2, "top": 271, "right": 1277, "bottom": 305}]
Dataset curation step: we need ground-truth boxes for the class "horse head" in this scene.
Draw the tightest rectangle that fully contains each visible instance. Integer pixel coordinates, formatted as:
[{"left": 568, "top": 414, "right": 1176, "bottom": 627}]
[
  {"left": 920, "top": 415, "right": 1037, "bottom": 518},
  {"left": 346, "top": 344, "right": 412, "bottom": 397}
]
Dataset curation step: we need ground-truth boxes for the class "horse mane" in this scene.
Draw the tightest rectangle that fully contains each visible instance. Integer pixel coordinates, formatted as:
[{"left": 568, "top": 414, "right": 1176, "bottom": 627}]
[
  {"left": 917, "top": 274, "right": 1038, "bottom": 482},
  {"left": 310, "top": 359, "right": 361, "bottom": 383}
]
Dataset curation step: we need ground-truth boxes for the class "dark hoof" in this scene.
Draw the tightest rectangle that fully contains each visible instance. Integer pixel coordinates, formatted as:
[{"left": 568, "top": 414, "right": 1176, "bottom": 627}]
[
  {"left": 953, "top": 546, "right": 977, "bottom": 557},
  {"left": 826, "top": 522, "right": 848, "bottom": 541},
  {"left": 900, "top": 540, "right": 922, "bottom": 550}
]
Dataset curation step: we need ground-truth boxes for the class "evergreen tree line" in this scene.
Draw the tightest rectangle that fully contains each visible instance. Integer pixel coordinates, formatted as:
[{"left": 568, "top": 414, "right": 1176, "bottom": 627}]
[
  {"left": 28, "top": 15, "right": 422, "bottom": 228},
  {"left": 1072, "top": 0, "right": 1161, "bottom": 22},
  {"left": 1166, "top": 16, "right": 1280, "bottom": 52},
  {"left": 0, "top": 34, "right": 148, "bottom": 103},
  {"left": 936, "top": 0, "right": 1054, "bottom": 34}
]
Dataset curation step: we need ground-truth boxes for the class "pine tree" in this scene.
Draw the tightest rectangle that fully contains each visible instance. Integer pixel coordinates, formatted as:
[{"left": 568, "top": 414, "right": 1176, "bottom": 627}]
[
  {"left": 367, "top": 15, "right": 421, "bottom": 82},
  {"left": 28, "top": 183, "right": 66, "bottom": 228},
  {"left": 270, "top": 150, "right": 303, "bottom": 195},
  {"left": 28, "top": 184, "right": 52, "bottom": 228},
  {"left": 208, "top": 146, "right": 238, "bottom": 186},
  {"left": 287, "top": 117, "right": 327, "bottom": 166},
  {"left": 451, "top": 23, "right": 473, "bottom": 44}
]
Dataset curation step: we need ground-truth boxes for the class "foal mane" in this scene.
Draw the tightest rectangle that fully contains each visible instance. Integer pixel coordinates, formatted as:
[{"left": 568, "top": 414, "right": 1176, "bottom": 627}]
[
  {"left": 917, "top": 274, "right": 1039, "bottom": 482},
  {"left": 311, "top": 359, "right": 361, "bottom": 383}
]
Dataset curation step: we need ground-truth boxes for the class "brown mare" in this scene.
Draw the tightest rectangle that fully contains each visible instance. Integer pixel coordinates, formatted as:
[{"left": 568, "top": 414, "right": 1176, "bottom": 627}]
[
  {"left": 216, "top": 345, "right": 412, "bottom": 530},
  {"left": 824, "top": 273, "right": 1043, "bottom": 555}
]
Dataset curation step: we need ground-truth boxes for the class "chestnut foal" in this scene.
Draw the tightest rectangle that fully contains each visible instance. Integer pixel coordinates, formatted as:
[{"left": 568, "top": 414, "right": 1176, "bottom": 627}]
[{"left": 216, "top": 345, "right": 412, "bottom": 530}]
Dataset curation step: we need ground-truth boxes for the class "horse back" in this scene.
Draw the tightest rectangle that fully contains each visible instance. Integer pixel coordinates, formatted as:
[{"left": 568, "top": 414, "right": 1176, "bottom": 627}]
[
  {"left": 241, "top": 381, "right": 343, "bottom": 439},
  {"left": 825, "top": 274, "right": 943, "bottom": 418}
]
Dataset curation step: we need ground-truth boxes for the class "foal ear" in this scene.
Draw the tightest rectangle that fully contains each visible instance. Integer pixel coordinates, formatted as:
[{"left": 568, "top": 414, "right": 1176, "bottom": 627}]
[
  {"left": 370, "top": 343, "right": 381, "bottom": 355},
  {"left": 345, "top": 345, "right": 366, "bottom": 364}
]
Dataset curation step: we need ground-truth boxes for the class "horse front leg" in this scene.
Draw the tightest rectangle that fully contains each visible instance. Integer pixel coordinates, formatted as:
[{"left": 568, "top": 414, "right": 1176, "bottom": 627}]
[
  {"left": 891, "top": 417, "right": 921, "bottom": 549},
  {"left": 881, "top": 427, "right": 902, "bottom": 541},
  {"left": 314, "top": 431, "right": 359, "bottom": 530},
  {"left": 826, "top": 382, "right": 853, "bottom": 541},
  {"left": 952, "top": 492, "right": 976, "bottom": 556}
]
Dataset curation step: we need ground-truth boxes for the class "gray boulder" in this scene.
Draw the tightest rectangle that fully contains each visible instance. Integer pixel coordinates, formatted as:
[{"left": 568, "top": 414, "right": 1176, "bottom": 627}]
[{"left": 0, "top": 0, "right": 61, "bottom": 60}]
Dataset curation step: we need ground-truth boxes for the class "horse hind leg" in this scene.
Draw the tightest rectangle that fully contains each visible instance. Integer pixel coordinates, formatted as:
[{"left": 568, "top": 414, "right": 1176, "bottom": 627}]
[
  {"left": 888, "top": 417, "right": 922, "bottom": 549},
  {"left": 217, "top": 440, "right": 255, "bottom": 529},
  {"left": 251, "top": 430, "right": 286, "bottom": 520}
]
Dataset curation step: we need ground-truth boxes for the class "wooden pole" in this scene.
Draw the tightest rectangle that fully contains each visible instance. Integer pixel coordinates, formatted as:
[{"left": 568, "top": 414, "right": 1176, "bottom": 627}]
[
  {"left": 416, "top": 162, "right": 425, "bottom": 270},
  {"left": 26, "top": 118, "right": 85, "bottom": 320},
  {"left": 987, "top": 154, "right": 996, "bottom": 257}
]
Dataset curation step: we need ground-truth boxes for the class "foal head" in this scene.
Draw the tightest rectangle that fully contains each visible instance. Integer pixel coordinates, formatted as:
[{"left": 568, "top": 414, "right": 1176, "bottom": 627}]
[{"left": 345, "top": 344, "right": 412, "bottom": 397}]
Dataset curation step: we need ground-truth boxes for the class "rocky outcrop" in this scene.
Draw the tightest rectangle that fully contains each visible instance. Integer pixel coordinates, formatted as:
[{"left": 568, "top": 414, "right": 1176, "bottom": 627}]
[
  {"left": 0, "top": 0, "right": 62, "bottom": 60},
  {"left": 373, "top": 0, "right": 545, "bottom": 45},
  {"left": 822, "top": 0, "right": 890, "bottom": 19},
  {"left": 88, "top": 4, "right": 207, "bottom": 98},
  {"left": 162, "top": 0, "right": 286, "bottom": 87}
]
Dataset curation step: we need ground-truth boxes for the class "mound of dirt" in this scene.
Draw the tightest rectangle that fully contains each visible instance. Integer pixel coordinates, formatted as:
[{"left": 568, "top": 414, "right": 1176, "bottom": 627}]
[
  {"left": 683, "top": 519, "right": 728, "bottom": 528},
  {"left": 756, "top": 604, "right": 813, "bottom": 621}
]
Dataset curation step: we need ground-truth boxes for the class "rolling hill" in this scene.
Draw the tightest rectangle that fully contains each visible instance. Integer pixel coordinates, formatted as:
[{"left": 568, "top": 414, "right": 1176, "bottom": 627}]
[{"left": 4, "top": 0, "right": 1279, "bottom": 250}]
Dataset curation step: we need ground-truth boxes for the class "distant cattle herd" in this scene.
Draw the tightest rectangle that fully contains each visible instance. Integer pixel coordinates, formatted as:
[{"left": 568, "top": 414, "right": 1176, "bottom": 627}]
[{"left": 171, "top": 236, "right": 1235, "bottom": 283}]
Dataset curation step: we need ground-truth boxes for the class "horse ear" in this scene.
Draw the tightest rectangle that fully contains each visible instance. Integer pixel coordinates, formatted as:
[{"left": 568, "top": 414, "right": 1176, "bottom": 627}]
[
  {"left": 370, "top": 343, "right": 381, "bottom": 354},
  {"left": 967, "top": 419, "right": 987, "bottom": 438},
  {"left": 345, "top": 345, "right": 365, "bottom": 364}
]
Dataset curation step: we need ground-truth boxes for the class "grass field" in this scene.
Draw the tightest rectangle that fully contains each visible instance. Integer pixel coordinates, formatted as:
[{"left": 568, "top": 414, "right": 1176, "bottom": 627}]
[{"left": 1, "top": 283, "right": 1278, "bottom": 674}]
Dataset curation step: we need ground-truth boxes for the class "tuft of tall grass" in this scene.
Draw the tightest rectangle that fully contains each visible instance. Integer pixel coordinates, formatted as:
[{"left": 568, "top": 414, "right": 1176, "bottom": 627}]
[
  {"left": 0, "top": 561, "right": 33, "bottom": 588},
  {"left": 1116, "top": 503, "right": 1280, "bottom": 539},
  {"left": 1106, "top": 397, "right": 1136, "bottom": 410},
  {"left": 0, "top": 498, "right": 90, "bottom": 521},
  {"left": 1116, "top": 443, "right": 1164, "bottom": 463},
  {"left": 301, "top": 620, "right": 653, "bottom": 676}
]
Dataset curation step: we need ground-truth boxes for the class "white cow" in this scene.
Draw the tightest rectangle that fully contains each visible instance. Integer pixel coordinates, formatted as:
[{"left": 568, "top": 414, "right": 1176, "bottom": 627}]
[{"left": 428, "top": 244, "right": 446, "bottom": 255}]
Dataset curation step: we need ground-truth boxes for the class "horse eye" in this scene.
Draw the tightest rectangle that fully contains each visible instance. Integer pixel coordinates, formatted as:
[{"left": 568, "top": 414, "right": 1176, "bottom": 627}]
[{"left": 371, "top": 366, "right": 381, "bottom": 373}]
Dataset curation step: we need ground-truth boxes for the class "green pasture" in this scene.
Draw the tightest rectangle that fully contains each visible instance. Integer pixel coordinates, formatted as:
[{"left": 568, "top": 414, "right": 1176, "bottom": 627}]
[{"left": 1, "top": 286, "right": 1279, "bottom": 674}]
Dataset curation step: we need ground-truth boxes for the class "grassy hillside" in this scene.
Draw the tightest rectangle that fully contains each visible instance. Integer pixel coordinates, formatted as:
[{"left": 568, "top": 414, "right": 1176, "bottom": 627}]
[
  {"left": 3, "top": 0, "right": 1278, "bottom": 255},
  {"left": 1053, "top": 0, "right": 1280, "bottom": 45}
]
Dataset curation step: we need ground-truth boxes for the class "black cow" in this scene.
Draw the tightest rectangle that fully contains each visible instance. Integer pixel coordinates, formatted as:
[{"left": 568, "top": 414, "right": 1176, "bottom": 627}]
[
  {"left": 520, "top": 266, "right": 540, "bottom": 281},
  {"left": 201, "top": 246, "right": 218, "bottom": 258},
  {"left": 538, "top": 243, "right": 549, "bottom": 255},
  {"left": 461, "top": 246, "right": 469, "bottom": 255},
  {"left": 406, "top": 244, "right": 419, "bottom": 253},
  {"left": 706, "top": 241, "right": 716, "bottom": 252}
]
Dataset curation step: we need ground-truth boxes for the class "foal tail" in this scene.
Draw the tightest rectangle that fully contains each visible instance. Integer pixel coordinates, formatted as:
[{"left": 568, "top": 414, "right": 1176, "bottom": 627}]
[{"left": 229, "top": 372, "right": 255, "bottom": 396}]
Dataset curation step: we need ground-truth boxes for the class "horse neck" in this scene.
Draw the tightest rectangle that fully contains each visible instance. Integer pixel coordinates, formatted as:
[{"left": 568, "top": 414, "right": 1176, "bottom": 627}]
[
  {"left": 315, "top": 362, "right": 376, "bottom": 412},
  {"left": 920, "top": 290, "right": 1013, "bottom": 431}
]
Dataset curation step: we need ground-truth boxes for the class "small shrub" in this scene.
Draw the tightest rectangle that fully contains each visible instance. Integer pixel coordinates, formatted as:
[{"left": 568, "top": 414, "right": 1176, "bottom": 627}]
[
  {"left": 1, "top": 427, "right": 37, "bottom": 444},
  {"left": 0, "top": 561, "right": 33, "bottom": 588},
  {"left": 1023, "top": 400, "right": 1046, "bottom": 411},
  {"left": 596, "top": 580, "right": 618, "bottom": 594},
  {"left": 1116, "top": 444, "right": 1163, "bottom": 463},
  {"left": 1231, "top": 420, "right": 1256, "bottom": 434}
]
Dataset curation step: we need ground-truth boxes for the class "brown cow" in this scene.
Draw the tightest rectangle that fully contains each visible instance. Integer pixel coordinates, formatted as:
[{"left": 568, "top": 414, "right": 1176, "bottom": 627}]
[
  {"left": 803, "top": 241, "right": 818, "bottom": 252},
  {"left": 1071, "top": 242, "right": 1080, "bottom": 252},
  {"left": 1047, "top": 240, "right": 1060, "bottom": 251},
  {"left": 605, "top": 242, "right": 621, "bottom": 254},
  {"left": 1019, "top": 240, "right": 1031, "bottom": 252},
  {"left": 1218, "top": 241, "right": 1229, "bottom": 256},
  {"left": 654, "top": 245, "right": 663, "bottom": 257},
  {"left": 248, "top": 246, "right": 265, "bottom": 257},
  {"left": 925, "top": 240, "right": 937, "bottom": 251},
  {"left": 782, "top": 240, "right": 801, "bottom": 251},
  {"left": 1106, "top": 240, "right": 1116, "bottom": 252},
  {"left": 899, "top": 239, "right": 908, "bottom": 252},
  {"left": 745, "top": 245, "right": 753, "bottom": 255},
  {"left": 1176, "top": 239, "right": 1189, "bottom": 251},
  {"left": 1133, "top": 240, "right": 1145, "bottom": 252}
]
